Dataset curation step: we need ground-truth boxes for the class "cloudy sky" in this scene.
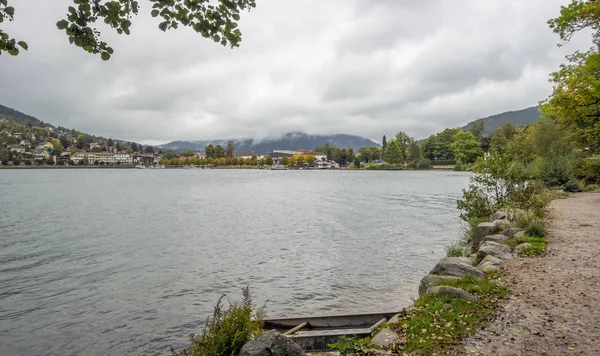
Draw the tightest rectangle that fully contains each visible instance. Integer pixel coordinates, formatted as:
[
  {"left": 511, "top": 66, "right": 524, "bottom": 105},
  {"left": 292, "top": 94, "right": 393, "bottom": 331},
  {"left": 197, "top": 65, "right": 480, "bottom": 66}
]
[{"left": 0, "top": 0, "right": 591, "bottom": 144}]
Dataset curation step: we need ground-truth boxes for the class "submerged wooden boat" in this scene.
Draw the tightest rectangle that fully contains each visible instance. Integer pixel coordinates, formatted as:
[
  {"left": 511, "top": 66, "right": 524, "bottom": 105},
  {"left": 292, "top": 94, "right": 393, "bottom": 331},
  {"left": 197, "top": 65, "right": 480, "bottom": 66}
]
[{"left": 263, "top": 311, "right": 398, "bottom": 352}]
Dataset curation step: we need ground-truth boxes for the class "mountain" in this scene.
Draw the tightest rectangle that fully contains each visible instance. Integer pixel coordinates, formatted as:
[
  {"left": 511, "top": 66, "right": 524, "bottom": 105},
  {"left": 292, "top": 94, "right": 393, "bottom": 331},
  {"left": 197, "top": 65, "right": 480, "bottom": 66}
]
[
  {"left": 461, "top": 106, "right": 542, "bottom": 135},
  {"left": 158, "top": 132, "right": 381, "bottom": 154},
  {"left": 0, "top": 104, "right": 45, "bottom": 127}
]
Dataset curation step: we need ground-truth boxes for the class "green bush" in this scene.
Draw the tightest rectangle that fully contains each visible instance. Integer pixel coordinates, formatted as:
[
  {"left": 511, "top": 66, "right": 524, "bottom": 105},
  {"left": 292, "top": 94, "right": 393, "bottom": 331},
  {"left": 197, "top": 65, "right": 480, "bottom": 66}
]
[
  {"left": 445, "top": 242, "right": 464, "bottom": 257},
  {"left": 537, "top": 155, "right": 572, "bottom": 188},
  {"left": 191, "top": 287, "right": 265, "bottom": 356},
  {"left": 415, "top": 158, "right": 432, "bottom": 169},
  {"left": 572, "top": 157, "right": 600, "bottom": 185},
  {"left": 524, "top": 219, "right": 546, "bottom": 238},
  {"left": 563, "top": 179, "right": 580, "bottom": 192},
  {"left": 431, "top": 159, "right": 457, "bottom": 166}
]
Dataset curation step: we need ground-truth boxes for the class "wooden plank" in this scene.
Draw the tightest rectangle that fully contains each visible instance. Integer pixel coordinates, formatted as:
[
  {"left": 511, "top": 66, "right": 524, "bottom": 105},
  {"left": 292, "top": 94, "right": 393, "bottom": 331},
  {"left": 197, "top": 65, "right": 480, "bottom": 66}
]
[{"left": 283, "top": 321, "right": 308, "bottom": 336}]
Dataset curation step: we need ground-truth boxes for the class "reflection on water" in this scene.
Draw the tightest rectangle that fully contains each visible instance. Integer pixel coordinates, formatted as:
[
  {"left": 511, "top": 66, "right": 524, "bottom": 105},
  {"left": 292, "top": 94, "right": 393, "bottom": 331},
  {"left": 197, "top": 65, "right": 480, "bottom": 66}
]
[{"left": 0, "top": 169, "right": 469, "bottom": 355}]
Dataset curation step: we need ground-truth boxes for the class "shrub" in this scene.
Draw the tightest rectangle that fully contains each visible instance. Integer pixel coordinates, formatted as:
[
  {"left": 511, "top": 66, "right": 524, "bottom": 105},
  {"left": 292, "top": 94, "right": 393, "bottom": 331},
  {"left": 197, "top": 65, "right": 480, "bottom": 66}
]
[
  {"left": 431, "top": 159, "right": 457, "bottom": 166},
  {"left": 445, "top": 242, "right": 464, "bottom": 257},
  {"left": 12, "top": 159, "right": 21, "bottom": 166},
  {"left": 572, "top": 157, "right": 600, "bottom": 185},
  {"left": 78, "top": 160, "right": 85, "bottom": 165},
  {"left": 191, "top": 287, "right": 265, "bottom": 356},
  {"left": 524, "top": 220, "right": 546, "bottom": 238},
  {"left": 416, "top": 158, "right": 432, "bottom": 169},
  {"left": 24, "top": 160, "right": 32, "bottom": 166},
  {"left": 537, "top": 155, "right": 572, "bottom": 188},
  {"left": 68, "top": 160, "right": 75, "bottom": 165},
  {"left": 46, "top": 159, "right": 55, "bottom": 165},
  {"left": 505, "top": 236, "right": 547, "bottom": 256},
  {"left": 1, "top": 160, "right": 8, "bottom": 166},
  {"left": 515, "top": 209, "right": 540, "bottom": 228},
  {"left": 328, "top": 336, "right": 371, "bottom": 356},
  {"left": 563, "top": 179, "right": 580, "bottom": 192},
  {"left": 35, "top": 159, "right": 44, "bottom": 165}
]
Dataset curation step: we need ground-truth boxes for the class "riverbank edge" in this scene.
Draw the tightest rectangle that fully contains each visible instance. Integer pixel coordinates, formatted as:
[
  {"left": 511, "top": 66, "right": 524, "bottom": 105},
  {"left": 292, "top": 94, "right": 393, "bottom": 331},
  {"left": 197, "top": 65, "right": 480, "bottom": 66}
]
[{"left": 0, "top": 165, "right": 455, "bottom": 171}]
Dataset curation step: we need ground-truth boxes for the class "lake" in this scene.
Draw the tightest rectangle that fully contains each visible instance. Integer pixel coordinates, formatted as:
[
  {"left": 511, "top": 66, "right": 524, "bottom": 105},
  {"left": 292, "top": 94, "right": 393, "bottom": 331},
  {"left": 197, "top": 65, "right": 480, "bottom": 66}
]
[{"left": 0, "top": 169, "right": 469, "bottom": 356}]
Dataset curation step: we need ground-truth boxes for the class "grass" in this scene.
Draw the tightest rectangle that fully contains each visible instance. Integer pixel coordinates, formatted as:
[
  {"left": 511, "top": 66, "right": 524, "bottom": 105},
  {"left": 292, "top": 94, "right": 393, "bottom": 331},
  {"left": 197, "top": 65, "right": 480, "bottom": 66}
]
[
  {"left": 388, "top": 275, "right": 507, "bottom": 355},
  {"left": 445, "top": 242, "right": 464, "bottom": 257},
  {"left": 190, "top": 287, "right": 265, "bottom": 356},
  {"left": 505, "top": 235, "right": 548, "bottom": 256},
  {"left": 524, "top": 219, "right": 546, "bottom": 238}
]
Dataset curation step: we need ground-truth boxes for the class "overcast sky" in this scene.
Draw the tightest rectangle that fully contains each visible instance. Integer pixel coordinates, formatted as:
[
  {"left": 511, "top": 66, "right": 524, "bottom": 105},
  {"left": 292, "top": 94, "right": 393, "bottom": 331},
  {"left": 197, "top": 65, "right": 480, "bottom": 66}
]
[{"left": 0, "top": 0, "right": 591, "bottom": 144}]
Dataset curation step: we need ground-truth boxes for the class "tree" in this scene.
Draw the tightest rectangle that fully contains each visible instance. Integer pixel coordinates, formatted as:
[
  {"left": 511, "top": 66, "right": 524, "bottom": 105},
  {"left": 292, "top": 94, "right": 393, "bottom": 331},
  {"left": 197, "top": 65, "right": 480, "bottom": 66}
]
[
  {"left": 215, "top": 145, "right": 225, "bottom": 158},
  {"left": 24, "top": 159, "right": 31, "bottom": 166},
  {"left": 59, "top": 135, "right": 70, "bottom": 149},
  {"left": 490, "top": 123, "right": 516, "bottom": 154},
  {"left": 226, "top": 141, "right": 235, "bottom": 157},
  {"left": 145, "top": 145, "right": 155, "bottom": 153},
  {"left": 289, "top": 156, "right": 297, "bottom": 166},
  {"left": 395, "top": 131, "right": 412, "bottom": 161},
  {"left": 107, "top": 138, "right": 114, "bottom": 147},
  {"left": 46, "top": 158, "right": 55, "bottom": 165},
  {"left": 470, "top": 120, "right": 485, "bottom": 141},
  {"left": 245, "top": 157, "right": 252, "bottom": 166},
  {"left": 164, "top": 151, "right": 177, "bottom": 160},
  {"left": 207, "top": 157, "right": 215, "bottom": 166},
  {"left": 91, "top": 146, "right": 102, "bottom": 152},
  {"left": 52, "top": 139, "right": 64, "bottom": 156},
  {"left": 116, "top": 142, "right": 122, "bottom": 151},
  {"left": 382, "top": 135, "right": 387, "bottom": 158},
  {"left": 354, "top": 157, "right": 360, "bottom": 168},
  {"left": 205, "top": 144, "right": 216, "bottom": 159},
  {"left": 407, "top": 141, "right": 422, "bottom": 163},
  {"left": 180, "top": 150, "right": 196, "bottom": 157},
  {"left": 296, "top": 156, "right": 305, "bottom": 166},
  {"left": 12, "top": 159, "right": 20, "bottom": 166},
  {"left": 451, "top": 131, "right": 483, "bottom": 164},
  {"left": 281, "top": 156, "right": 289, "bottom": 166},
  {"left": 1, "top": 0, "right": 257, "bottom": 59},
  {"left": 78, "top": 159, "right": 85, "bottom": 165},
  {"left": 383, "top": 140, "right": 403, "bottom": 164},
  {"left": 76, "top": 134, "right": 87, "bottom": 149},
  {"left": 259, "top": 157, "right": 266, "bottom": 166},
  {"left": 306, "top": 155, "right": 315, "bottom": 167},
  {"left": 131, "top": 142, "right": 138, "bottom": 152},
  {"left": 266, "top": 156, "right": 274, "bottom": 166},
  {"left": 83, "top": 155, "right": 89, "bottom": 165}
]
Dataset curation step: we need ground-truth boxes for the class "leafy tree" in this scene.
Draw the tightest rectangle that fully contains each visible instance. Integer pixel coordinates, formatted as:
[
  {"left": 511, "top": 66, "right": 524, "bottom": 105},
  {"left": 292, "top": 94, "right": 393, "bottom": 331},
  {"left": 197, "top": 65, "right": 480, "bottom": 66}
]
[
  {"left": 215, "top": 145, "right": 225, "bottom": 158},
  {"left": 395, "top": 131, "right": 412, "bottom": 161},
  {"left": 46, "top": 158, "right": 55, "bottom": 165},
  {"left": 205, "top": 144, "right": 216, "bottom": 159},
  {"left": 230, "top": 157, "right": 238, "bottom": 166},
  {"left": 59, "top": 135, "right": 70, "bottom": 149},
  {"left": 164, "top": 151, "right": 177, "bottom": 160},
  {"left": 1, "top": 159, "right": 8, "bottom": 166},
  {"left": 181, "top": 150, "right": 196, "bottom": 157},
  {"left": 107, "top": 138, "right": 114, "bottom": 147},
  {"left": 12, "top": 159, "right": 20, "bottom": 166},
  {"left": 1, "top": 0, "right": 257, "bottom": 59},
  {"left": 306, "top": 155, "right": 315, "bottom": 167},
  {"left": 490, "top": 122, "right": 516, "bottom": 154},
  {"left": 24, "top": 159, "right": 31, "bottom": 166},
  {"left": 91, "top": 146, "right": 102, "bottom": 152},
  {"left": 76, "top": 134, "right": 87, "bottom": 149},
  {"left": 226, "top": 141, "right": 235, "bottom": 157},
  {"left": 451, "top": 131, "right": 483, "bottom": 164},
  {"left": 116, "top": 141, "right": 122, "bottom": 151},
  {"left": 289, "top": 156, "right": 297, "bottom": 166},
  {"left": 207, "top": 157, "right": 215, "bottom": 165},
  {"left": 358, "top": 146, "right": 381, "bottom": 163},
  {"left": 281, "top": 156, "right": 289, "bottom": 166},
  {"left": 265, "top": 156, "right": 273, "bottom": 166},
  {"left": 383, "top": 140, "right": 403, "bottom": 164},
  {"left": 531, "top": 118, "right": 571, "bottom": 157},
  {"left": 145, "top": 145, "right": 155, "bottom": 153},
  {"left": 296, "top": 156, "right": 305, "bottom": 166},
  {"left": 354, "top": 157, "right": 360, "bottom": 168},
  {"left": 131, "top": 142, "right": 138, "bottom": 152},
  {"left": 245, "top": 157, "right": 252, "bottom": 166},
  {"left": 83, "top": 155, "right": 89, "bottom": 165},
  {"left": 407, "top": 141, "right": 422, "bottom": 163},
  {"left": 125, "top": 147, "right": 134, "bottom": 154},
  {"left": 259, "top": 157, "right": 265, "bottom": 166},
  {"left": 52, "top": 139, "right": 64, "bottom": 156},
  {"left": 506, "top": 125, "right": 535, "bottom": 165},
  {"left": 470, "top": 120, "right": 485, "bottom": 141}
]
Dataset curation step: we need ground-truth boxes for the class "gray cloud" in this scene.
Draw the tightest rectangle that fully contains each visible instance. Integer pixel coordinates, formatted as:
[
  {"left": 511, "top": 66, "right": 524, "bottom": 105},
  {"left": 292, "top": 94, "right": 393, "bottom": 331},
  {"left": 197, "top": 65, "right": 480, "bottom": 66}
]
[{"left": 0, "top": 0, "right": 592, "bottom": 144}]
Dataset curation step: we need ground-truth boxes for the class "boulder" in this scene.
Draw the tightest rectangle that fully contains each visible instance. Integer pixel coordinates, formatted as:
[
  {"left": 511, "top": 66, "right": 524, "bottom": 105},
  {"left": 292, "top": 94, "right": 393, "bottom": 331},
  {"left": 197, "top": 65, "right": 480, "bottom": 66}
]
[
  {"left": 514, "top": 231, "right": 526, "bottom": 239},
  {"left": 515, "top": 243, "right": 532, "bottom": 254},
  {"left": 501, "top": 228, "right": 522, "bottom": 238},
  {"left": 477, "top": 262, "right": 500, "bottom": 273},
  {"left": 472, "top": 222, "right": 499, "bottom": 248},
  {"left": 427, "top": 286, "right": 476, "bottom": 300},
  {"left": 418, "top": 274, "right": 459, "bottom": 296},
  {"left": 462, "top": 245, "right": 473, "bottom": 257},
  {"left": 478, "top": 255, "right": 503, "bottom": 267},
  {"left": 490, "top": 210, "right": 509, "bottom": 222},
  {"left": 477, "top": 241, "right": 516, "bottom": 261},
  {"left": 370, "top": 328, "right": 399, "bottom": 348},
  {"left": 429, "top": 257, "right": 484, "bottom": 278},
  {"left": 239, "top": 330, "right": 305, "bottom": 356},
  {"left": 492, "top": 219, "right": 512, "bottom": 230},
  {"left": 482, "top": 234, "right": 510, "bottom": 245}
]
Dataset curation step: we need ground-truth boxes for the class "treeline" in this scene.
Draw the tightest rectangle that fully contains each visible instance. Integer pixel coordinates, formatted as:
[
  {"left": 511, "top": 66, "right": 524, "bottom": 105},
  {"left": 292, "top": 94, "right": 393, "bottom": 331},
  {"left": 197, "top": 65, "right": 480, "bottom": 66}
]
[{"left": 160, "top": 156, "right": 274, "bottom": 167}]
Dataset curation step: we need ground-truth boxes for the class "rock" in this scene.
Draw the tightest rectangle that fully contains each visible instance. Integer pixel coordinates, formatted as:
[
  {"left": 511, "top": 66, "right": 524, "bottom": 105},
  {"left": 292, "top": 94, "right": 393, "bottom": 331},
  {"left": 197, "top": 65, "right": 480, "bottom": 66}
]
[
  {"left": 418, "top": 274, "right": 459, "bottom": 296},
  {"left": 477, "top": 241, "right": 516, "bottom": 261},
  {"left": 429, "top": 257, "right": 484, "bottom": 279},
  {"left": 514, "top": 231, "right": 526, "bottom": 239},
  {"left": 427, "top": 286, "right": 476, "bottom": 300},
  {"left": 478, "top": 255, "right": 503, "bottom": 267},
  {"left": 515, "top": 243, "right": 532, "bottom": 254},
  {"left": 370, "top": 328, "right": 399, "bottom": 348},
  {"left": 492, "top": 219, "right": 512, "bottom": 230},
  {"left": 239, "top": 330, "right": 305, "bottom": 356},
  {"left": 472, "top": 222, "right": 499, "bottom": 248},
  {"left": 462, "top": 245, "right": 473, "bottom": 257},
  {"left": 482, "top": 234, "right": 510, "bottom": 245},
  {"left": 477, "top": 262, "right": 500, "bottom": 273},
  {"left": 388, "top": 314, "right": 400, "bottom": 324},
  {"left": 501, "top": 228, "right": 522, "bottom": 238},
  {"left": 490, "top": 210, "right": 508, "bottom": 222},
  {"left": 468, "top": 253, "right": 478, "bottom": 265}
]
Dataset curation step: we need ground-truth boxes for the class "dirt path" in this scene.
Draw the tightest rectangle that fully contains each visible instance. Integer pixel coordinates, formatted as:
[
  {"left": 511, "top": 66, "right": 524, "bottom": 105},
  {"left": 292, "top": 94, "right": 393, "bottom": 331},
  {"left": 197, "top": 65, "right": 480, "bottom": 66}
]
[{"left": 459, "top": 192, "right": 600, "bottom": 355}]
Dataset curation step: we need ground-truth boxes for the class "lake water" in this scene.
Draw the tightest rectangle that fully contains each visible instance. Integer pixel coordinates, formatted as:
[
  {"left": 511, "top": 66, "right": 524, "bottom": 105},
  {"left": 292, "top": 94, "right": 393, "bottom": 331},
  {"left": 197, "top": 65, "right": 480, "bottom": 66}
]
[{"left": 0, "top": 169, "right": 469, "bottom": 356}]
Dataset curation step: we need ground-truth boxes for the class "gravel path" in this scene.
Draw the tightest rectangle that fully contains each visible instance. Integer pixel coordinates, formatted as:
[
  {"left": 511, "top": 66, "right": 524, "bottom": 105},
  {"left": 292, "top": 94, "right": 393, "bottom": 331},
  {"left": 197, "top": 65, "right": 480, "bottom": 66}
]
[{"left": 459, "top": 192, "right": 600, "bottom": 355}]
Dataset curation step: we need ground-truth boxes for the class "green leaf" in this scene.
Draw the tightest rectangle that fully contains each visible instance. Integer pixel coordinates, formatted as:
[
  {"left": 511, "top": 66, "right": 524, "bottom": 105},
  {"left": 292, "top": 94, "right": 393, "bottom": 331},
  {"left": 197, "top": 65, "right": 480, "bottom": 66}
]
[
  {"left": 56, "top": 20, "right": 69, "bottom": 30},
  {"left": 232, "top": 13, "right": 240, "bottom": 21},
  {"left": 5, "top": 6, "right": 14, "bottom": 16},
  {"left": 151, "top": 9, "right": 159, "bottom": 17},
  {"left": 8, "top": 47, "right": 18, "bottom": 56},
  {"left": 17, "top": 41, "right": 28, "bottom": 50},
  {"left": 213, "top": 34, "right": 220, "bottom": 42},
  {"left": 83, "top": 45, "right": 93, "bottom": 51},
  {"left": 101, "top": 52, "right": 110, "bottom": 61},
  {"left": 0, "top": 0, "right": 7, "bottom": 6},
  {"left": 158, "top": 21, "right": 168, "bottom": 31}
]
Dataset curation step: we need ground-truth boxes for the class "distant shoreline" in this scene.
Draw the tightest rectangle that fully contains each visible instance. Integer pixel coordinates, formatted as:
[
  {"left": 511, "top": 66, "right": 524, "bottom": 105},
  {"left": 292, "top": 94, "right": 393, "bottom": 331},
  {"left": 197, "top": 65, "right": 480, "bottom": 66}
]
[{"left": 0, "top": 165, "right": 456, "bottom": 171}]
